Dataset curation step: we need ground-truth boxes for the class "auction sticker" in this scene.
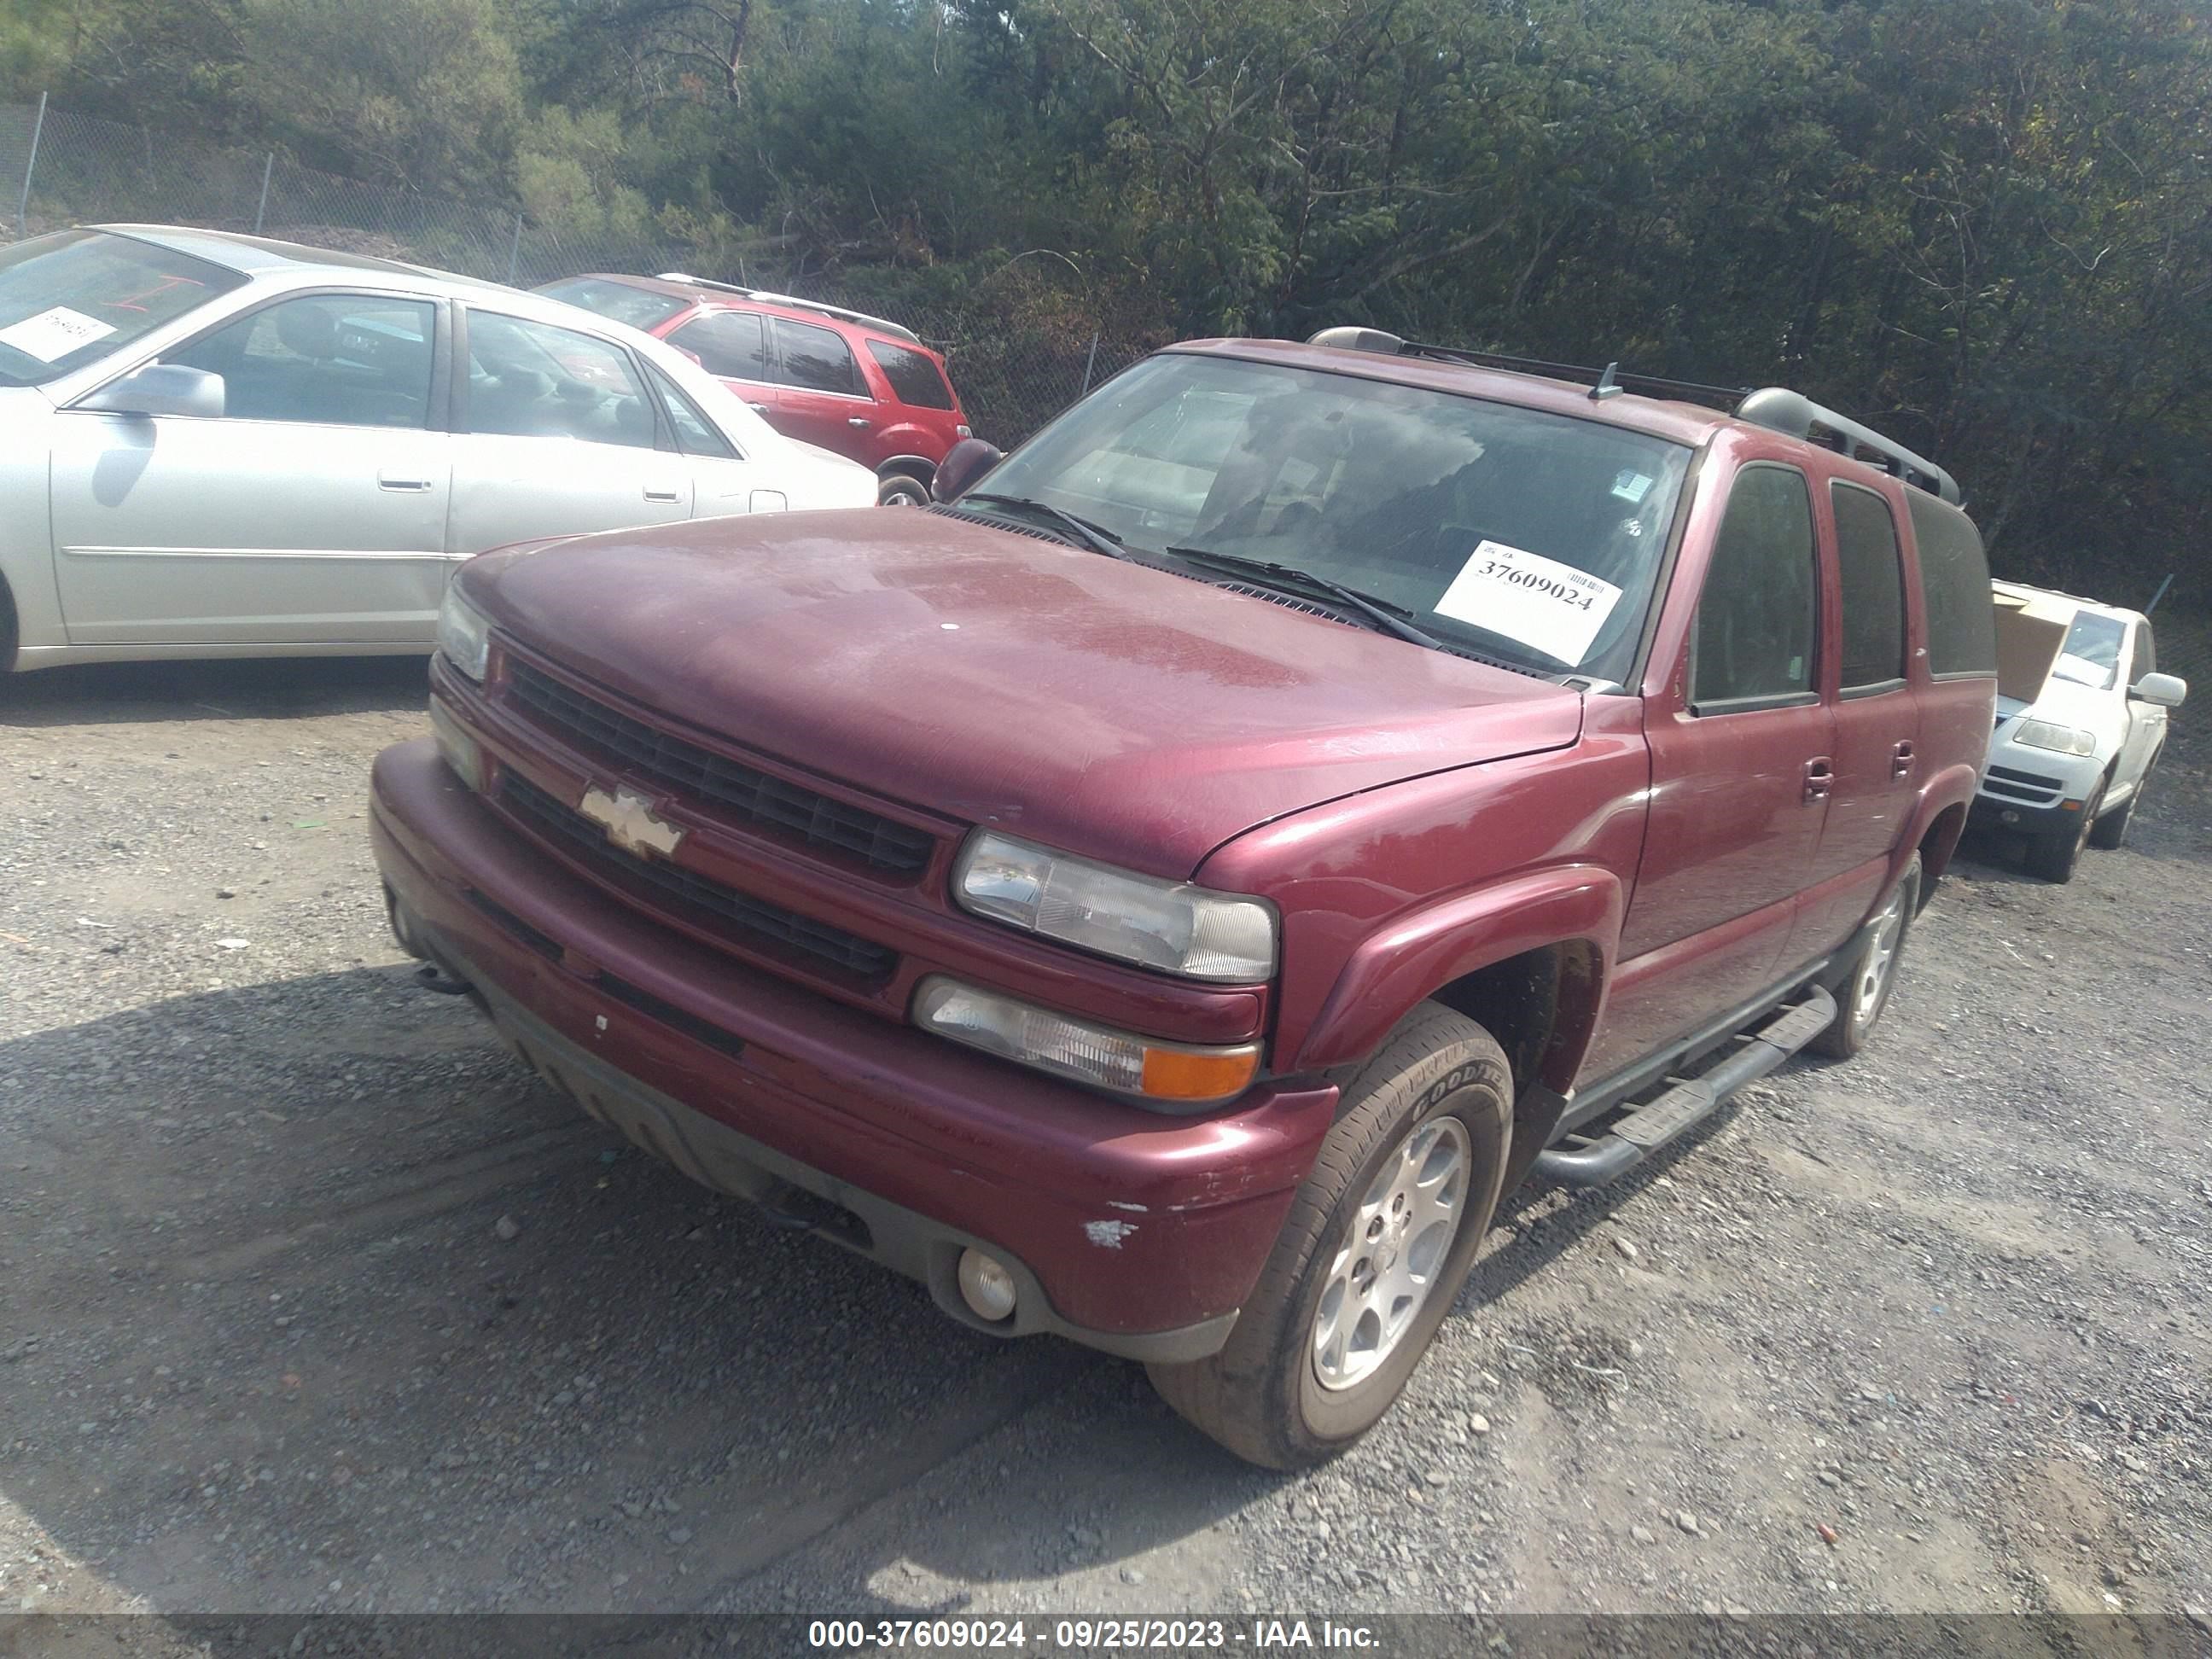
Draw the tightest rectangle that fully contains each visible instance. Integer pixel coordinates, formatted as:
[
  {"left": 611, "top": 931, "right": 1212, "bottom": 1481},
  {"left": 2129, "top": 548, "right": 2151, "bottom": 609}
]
[
  {"left": 1434, "top": 538, "right": 1621, "bottom": 665},
  {"left": 0, "top": 306, "right": 117, "bottom": 363}
]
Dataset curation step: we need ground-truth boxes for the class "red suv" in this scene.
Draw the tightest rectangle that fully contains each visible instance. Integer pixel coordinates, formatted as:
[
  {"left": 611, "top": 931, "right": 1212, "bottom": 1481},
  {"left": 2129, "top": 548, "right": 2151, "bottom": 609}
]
[
  {"left": 372, "top": 329, "right": 1997, "bottom": 1468},
  {"left": 536, "top": 272, "right": 972, "bottom": 506}
]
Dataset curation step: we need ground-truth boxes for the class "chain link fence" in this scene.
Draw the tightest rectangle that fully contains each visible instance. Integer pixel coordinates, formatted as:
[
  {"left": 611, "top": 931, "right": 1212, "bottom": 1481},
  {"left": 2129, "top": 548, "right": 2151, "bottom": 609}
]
[{"left": 0, "top": 96, "right": 1162, "bottom": 449}]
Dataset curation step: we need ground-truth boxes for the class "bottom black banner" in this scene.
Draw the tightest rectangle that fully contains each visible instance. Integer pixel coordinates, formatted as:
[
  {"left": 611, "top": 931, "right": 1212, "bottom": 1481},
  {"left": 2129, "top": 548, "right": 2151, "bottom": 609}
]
[{"left": 3, "top": 1613, "right": 2210, "bottom": 1659}]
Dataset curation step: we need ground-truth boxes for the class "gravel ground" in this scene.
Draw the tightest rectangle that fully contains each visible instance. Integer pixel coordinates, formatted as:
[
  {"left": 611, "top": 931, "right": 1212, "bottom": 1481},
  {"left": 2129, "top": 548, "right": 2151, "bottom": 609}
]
[{"left": 3, "top": 650, "right": 2209, "bottom": 1637}]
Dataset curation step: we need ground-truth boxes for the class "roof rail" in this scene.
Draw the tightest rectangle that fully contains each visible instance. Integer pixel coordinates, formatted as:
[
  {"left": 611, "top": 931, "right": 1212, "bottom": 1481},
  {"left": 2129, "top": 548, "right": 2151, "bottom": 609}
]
[
  {"left": 1304, "top": 327, "right": 1749, "bottom": 410},
  {"left": 1305, "top": 326, "right": 1963, "bottom": 503},
  {"left": 1732, "top": 388, "right": 1960, "bottom": 504},
  {"left": 656, "top": 273, "right": 921, "bottom": 345}
]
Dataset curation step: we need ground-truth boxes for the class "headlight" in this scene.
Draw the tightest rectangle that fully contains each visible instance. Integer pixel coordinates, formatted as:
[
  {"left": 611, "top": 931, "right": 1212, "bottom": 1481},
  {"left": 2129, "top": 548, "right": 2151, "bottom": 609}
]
[
  {"left": 2012, "top": 719, "right": 2095, "bottom": 757},
  {"left": 427, "top": 695, "right": 485, "bottom": 791},
  {"left": 913, "top": 977, "right": 1260, "bottom": 1108},
  {"left": 436, "top": 585, "right": 492, "bottom": 682},
  {"left": 952, "top": 832, "right": 1277, "bottom": 981}
]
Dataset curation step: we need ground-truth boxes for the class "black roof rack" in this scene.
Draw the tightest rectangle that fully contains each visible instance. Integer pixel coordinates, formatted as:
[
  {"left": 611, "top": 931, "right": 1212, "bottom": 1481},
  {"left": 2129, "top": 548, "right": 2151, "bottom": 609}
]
[{"left": 1304, "top": 326, "right": 1963, "bottom": 504}]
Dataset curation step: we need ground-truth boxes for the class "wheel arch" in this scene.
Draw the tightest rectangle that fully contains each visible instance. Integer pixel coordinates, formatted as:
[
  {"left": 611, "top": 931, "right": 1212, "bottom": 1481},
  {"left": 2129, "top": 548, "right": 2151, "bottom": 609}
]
[
  {"left": 876, "top": 454, "right": 936, "bottom": 486},
  {"left": 0, "top": 569, "right": 17, "bottom": 673},
  {"left": 1290, "top": 865, "right": 1622, "bottom": 1098}
]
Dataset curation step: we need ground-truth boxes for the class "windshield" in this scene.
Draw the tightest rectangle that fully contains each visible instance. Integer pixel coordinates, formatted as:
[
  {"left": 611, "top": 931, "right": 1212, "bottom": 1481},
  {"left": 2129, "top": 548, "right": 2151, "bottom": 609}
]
[
  {"left": 2050, "top": 610, "right": 2127, "bottom": 691},
  {"left": 0, "top": 230, "right": 247, "bottom": 387},
  {"left": 535, "top": 276, "right": 689, "bottom": 334},
  {"left": 977, "top": 353, "right": 1694, "bottom": 678}
]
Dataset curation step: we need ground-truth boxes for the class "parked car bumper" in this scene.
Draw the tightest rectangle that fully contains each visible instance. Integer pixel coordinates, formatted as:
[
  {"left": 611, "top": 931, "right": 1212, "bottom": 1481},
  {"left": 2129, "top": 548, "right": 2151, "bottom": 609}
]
[
  {"left": 1973, "top": 732, "right": 2105, "bottom": 834},
  {"left": 368, "top": 738, "right": 1337, "bottom": 1361}
]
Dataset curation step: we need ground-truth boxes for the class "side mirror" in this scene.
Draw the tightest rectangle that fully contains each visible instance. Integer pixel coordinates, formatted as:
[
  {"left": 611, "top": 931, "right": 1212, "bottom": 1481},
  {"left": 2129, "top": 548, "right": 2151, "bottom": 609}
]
[
  {"left": 77, "top": 363, "right": 225, "bottom": 420},
  {"left": 932, "top": 436, "right": 1003, "bottom": 504},
  {"left": 2129, "top": 671, "right": 2188, "bottom": 709}
]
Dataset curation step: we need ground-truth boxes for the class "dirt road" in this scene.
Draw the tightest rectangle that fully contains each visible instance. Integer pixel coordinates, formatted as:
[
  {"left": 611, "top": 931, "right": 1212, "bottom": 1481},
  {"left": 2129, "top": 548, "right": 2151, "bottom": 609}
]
[{"left": 3, "top": 655, "right": 2208, "bottom": 1633}]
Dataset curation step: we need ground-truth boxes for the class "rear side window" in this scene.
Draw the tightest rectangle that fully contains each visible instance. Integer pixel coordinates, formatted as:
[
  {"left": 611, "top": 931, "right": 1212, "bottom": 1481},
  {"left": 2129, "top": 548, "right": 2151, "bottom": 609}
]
[
  {"left": 772, "top": 317, "right": 863, "bottom": 396},
  {"left": 866, "top": 339, "right": 954, "bottom": 410},
  {"left": 1906, "top": 492, "right": 1997, "bottom": 678},
  {"left": 669, "top": 310, "right": 767, "bottom": 381},
  {"left": 1831, "top": 481, "right": 1906, "bottom": 692},
  {"left": 649, "top": 366, "right": 736, "bottom": 459},
  {"left": 1692, "top": 464, "right": 1819, "bottom": 708}
]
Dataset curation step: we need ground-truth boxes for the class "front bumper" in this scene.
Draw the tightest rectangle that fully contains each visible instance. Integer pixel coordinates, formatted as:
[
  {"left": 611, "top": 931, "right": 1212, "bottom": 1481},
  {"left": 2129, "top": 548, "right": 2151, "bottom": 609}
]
[
  {"left": 1973, "top": 735, "right": 2104, "bottom": 836},
  {"left": 369, "top": 738, "right": 1338, "bottom": 1361}
]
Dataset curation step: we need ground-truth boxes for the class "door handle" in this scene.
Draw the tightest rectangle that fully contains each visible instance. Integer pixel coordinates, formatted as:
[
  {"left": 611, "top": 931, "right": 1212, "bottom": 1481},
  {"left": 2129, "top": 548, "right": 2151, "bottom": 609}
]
[
  {"left": 377, "top": 472, "right": 434, "bottom": 492},
  {"left": 643, "top": 487, "right": 683, "bottom": 504},
  {"left": 747, "top": 402, "right": 770, "bottom": 415},
  {"left": 1802, "top": 757, "right": 1835, "bottom": 804},
  {"left": 847, "top": 416, "right": 872, "bottom": 429},
  {"left": 1890, "top": 740, "right": 1915, "bottom": 779}
]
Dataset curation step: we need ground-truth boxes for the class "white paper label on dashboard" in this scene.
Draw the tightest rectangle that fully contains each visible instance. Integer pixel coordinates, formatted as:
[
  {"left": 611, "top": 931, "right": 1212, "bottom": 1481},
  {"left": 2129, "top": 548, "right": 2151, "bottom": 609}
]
[
  {"left": 0, "top": 306, "right": 116, "bottom": 363},
  {"left": 1434, "top": 539, "right": 1622, "bottom": 666}
]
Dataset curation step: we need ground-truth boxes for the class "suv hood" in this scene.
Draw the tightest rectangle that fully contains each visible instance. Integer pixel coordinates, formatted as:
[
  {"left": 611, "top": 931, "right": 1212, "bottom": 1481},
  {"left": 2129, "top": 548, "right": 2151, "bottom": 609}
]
[{"left": 468, "top": 509, "right": 1586, "bottom": 875}]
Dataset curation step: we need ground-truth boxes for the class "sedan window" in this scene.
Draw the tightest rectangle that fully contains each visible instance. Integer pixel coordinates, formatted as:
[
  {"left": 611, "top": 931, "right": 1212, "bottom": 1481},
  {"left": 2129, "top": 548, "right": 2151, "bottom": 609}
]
[
  {"left": 649, "top": 366, "right": 737, "bottom": 459},
  {"left": 464, "top": 311, "right": 656, "bottom": 450},
  {"left": 0, "top": 229, "right": 246, "bottom": 387},
  {"left": 167, "top": 295, "right": 436, "bottom": 428}
]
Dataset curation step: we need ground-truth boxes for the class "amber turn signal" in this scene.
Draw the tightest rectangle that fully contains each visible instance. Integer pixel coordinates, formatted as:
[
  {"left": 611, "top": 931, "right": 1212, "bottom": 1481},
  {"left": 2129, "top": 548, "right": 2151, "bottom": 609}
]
[{"left": 1139, "top": 1043, "right": 1261, "bottom": 1103}]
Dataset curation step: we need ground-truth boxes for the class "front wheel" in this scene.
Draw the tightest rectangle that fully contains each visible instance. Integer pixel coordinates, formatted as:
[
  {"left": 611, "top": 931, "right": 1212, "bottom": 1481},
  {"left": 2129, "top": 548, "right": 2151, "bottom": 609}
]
[
  {"left": 2088, "top": 760, "right": 2152, "bottom": 850},
  {"left": 1147, "top": 1004, "right": 1510, "bottom": 1470},
  {"left": 2027, "top": 781, "right": 2103, "bottom": 882},
  {"left": 876, "top": 473, "right": 931, "bottom": 508},
  {"left": 1812, "top": 855, "right": 1919, "bottom": 1058}
]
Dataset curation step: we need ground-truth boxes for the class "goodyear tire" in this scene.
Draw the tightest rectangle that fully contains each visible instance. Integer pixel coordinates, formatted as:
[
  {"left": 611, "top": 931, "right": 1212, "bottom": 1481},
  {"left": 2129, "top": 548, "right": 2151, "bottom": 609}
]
[{"left": 1147, "top": 1004, "right": 1510, "bottom": 1469}]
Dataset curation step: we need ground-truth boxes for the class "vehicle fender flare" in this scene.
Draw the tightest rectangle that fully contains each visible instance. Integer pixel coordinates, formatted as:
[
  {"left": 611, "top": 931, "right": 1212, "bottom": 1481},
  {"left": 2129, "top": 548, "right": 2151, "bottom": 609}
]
[
  {"left": 1906, "top": 761, "right": 1981, "bottom": 886},
  {"left": 1292, "top": 864, "right": 1624, "bottom": 1090}
]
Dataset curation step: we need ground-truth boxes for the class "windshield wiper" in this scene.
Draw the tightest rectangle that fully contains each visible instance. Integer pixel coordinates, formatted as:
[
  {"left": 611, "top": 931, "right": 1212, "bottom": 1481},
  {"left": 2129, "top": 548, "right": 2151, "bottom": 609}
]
[
  {"left": 1165, "top": 545, "right": 1448, "bottom": 653},
  {"left": 959, "top": 493, "right": 1130, "bottom": 562}
]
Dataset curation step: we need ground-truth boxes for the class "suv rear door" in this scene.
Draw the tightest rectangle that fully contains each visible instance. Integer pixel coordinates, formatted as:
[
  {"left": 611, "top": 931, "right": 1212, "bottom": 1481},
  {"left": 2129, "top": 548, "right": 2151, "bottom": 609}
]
[{"left": 1791, "top": 474, "right": 1920, "bottom": 954}]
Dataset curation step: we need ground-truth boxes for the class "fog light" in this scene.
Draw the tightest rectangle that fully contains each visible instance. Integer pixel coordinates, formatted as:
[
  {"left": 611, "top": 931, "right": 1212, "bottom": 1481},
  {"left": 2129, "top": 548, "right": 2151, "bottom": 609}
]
[{"left": 958, "top": 1249, "right": 1018, "bottom": 1322}]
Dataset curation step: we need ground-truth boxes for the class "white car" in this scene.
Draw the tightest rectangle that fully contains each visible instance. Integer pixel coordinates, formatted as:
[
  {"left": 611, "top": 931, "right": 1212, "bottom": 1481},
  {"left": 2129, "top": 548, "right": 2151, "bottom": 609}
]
[
  {"left": 1975, "top": 579, "right": 2187, "bottom": 881},
  {"left": 0, "top": 224, "right": 875, "bottom": 673}
]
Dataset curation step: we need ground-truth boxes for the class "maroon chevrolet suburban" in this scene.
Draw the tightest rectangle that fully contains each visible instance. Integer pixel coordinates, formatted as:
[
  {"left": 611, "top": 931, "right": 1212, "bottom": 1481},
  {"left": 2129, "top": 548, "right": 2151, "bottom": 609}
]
[{"left": 370, "top": 329, "right": 1997, "bottom": 1469}]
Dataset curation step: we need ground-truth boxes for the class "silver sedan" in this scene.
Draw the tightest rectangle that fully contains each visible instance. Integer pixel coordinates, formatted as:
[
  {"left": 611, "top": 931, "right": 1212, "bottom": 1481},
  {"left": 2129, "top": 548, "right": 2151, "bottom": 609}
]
[{"left": 0, "top": 224, "right": 876, "bottom": 673}]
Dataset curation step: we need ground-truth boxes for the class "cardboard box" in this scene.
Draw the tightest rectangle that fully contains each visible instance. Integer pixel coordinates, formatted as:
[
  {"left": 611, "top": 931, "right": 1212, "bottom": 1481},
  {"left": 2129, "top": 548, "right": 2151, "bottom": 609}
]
[{"left": 1992, "top": 588, "right": 2073, "bottom": 702}]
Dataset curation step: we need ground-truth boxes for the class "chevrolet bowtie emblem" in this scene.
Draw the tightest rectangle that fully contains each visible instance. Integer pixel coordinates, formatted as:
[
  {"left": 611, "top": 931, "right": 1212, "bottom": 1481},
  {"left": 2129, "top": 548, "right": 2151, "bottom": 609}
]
[{"left": 577, "top": 783, "right": 685, "bottom": 859}]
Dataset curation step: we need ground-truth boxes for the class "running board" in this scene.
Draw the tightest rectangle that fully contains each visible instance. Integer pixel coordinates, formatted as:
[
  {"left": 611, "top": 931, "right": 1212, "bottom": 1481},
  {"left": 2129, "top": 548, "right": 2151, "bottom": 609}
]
[{"left": 1533, "top": 984, "right": 1837, "bottom": 1188}]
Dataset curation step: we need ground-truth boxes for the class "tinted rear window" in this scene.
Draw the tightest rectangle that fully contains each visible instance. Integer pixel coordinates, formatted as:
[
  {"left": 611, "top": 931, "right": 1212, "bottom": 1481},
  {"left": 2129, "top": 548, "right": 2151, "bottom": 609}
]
[
  {"left": 0, "top": 229, "right": 246, "bottom": 386},
  {"left": 1831, "top": 481, "right": 1906, "bottom": 690},
  {"left": 866, "top": 339, "right": 954, "bottom": 410},
  {"left": 1906, "top": 492, "right": 1996, "bottom": 678},
  {"left": 535, "top": 277, "right": 689, "bottom": 334}
]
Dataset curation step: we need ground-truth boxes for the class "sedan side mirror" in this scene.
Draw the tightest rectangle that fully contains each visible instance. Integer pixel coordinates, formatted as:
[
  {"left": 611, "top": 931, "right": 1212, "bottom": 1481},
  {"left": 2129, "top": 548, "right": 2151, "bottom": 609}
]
[
  {"left": 2129, "top": 671, "right": 2188, "bottom": 709},
  {"left": 76, "top": 363, "right": 225, "bottom": 420},
  {"left": 932, "top": 436, "right": 1004, "bottom": 504}
]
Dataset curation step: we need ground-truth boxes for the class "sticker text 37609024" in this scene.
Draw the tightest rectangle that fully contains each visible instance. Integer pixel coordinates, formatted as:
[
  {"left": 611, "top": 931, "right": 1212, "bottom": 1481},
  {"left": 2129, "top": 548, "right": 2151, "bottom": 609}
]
[{"left": 1432, "top": 539, "right": 1622, "bottom": 666}]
